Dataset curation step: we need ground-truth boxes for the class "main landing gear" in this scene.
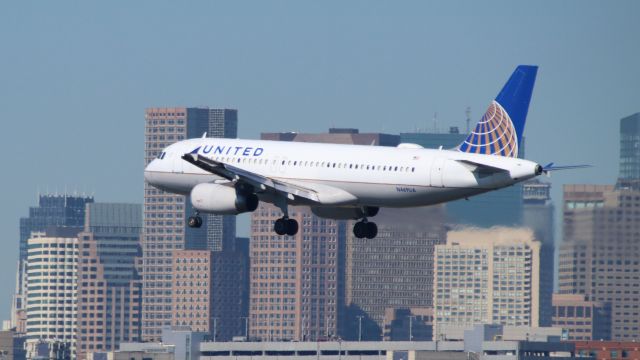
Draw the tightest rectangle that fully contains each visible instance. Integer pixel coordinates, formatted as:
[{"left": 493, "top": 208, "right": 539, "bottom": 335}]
[
  {"left": 187, "top": 213, "right": 203, "bottom": 228},
  {"left": 274, "top": 217, "right": 299, "bottom": 236},
  {"left": 273, "top": 196, "right": 299, "bottom": 236},
  {"left": 353, "top": 220, "right": 377, "bottom": 239}
]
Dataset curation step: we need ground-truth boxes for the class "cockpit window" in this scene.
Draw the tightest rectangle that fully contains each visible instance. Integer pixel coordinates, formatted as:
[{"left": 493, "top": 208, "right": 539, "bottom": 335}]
[{"left": 158, "top": 152, "right": 167, "bottom": 159}]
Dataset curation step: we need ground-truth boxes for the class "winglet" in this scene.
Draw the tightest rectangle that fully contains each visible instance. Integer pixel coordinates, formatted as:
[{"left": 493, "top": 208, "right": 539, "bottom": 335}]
[{"left": 190, "top": 146, "right": 201, "bottom": 154}]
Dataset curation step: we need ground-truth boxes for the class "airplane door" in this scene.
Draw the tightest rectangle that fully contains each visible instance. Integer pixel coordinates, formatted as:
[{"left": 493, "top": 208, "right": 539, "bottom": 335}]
[{"left": 430, "top": 158, "right": 445, "bottom": 187}]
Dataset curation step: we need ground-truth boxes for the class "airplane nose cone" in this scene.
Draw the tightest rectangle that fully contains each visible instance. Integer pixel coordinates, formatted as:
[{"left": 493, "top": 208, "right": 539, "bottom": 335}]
[{"left": 144, "top": 160, "right": 158, "bottom": 184}]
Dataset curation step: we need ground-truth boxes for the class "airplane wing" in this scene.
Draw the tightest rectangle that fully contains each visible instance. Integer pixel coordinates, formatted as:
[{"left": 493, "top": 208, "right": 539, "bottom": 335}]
[{"left": 182, "top": 153, "right": 322, "bottom": 203}]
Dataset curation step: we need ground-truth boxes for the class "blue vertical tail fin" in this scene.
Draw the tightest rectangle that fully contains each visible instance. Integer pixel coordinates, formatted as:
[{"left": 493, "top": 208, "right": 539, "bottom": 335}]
[{"left": 458, "top": 65, "right": 538, "bottom": 158}]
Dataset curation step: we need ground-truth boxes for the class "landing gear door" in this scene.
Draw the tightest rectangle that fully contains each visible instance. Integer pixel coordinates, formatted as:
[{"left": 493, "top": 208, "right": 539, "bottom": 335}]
[{"left": 430, "top": 158, "right": 445, "bottom": 187}]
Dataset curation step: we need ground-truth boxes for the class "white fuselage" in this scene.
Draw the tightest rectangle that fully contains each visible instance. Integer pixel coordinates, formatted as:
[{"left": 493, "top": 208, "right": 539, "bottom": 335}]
[{"left": 144, "top": 138, "right": 541, "bottom": 210}]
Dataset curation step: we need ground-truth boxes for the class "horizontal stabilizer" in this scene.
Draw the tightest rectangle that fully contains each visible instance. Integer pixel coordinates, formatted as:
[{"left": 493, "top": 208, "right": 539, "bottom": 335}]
[{"left": 456, "top": 159, "right": 509, "bottom": 175}]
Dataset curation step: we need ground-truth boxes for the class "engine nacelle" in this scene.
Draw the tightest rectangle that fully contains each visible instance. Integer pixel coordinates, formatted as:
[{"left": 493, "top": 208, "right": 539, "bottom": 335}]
[
  {"left": 190, "top": 183, "right": 259, "bottom": 215},
  {"left": 311, "top": 206, "right": 379, "bottom": 220}
]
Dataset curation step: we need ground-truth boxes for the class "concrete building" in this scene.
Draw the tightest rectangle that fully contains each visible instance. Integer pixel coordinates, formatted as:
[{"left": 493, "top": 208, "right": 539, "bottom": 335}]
[
  {"left": 25, "top": 227, "right": 81, "bottom": 358},
  {"left": 143, "top": 107, "right": 237, "bottom": 340},
  {"left": 171, "top": 251, "right": 213, "bottom": 333},
  {"left": 15, "top": 195, "right": 93, "bottom": 332},
  {"left": 522, "top": 180, "right": 554, "bottom": 326},
  {"left": 345, "top": 207, "right": 446, "bottom": 340},
  {"left": 248, "top": 129, "right": 399, "bottom": 341},
  {"left": 573, "top": 341, "right": 640, "bottom": 360},
  {"left": 433, "top": 228, "right": 541, "bottom": 339},
  {"left": 200, "top": 325, "right": 578, "bottom": 360},
  {"left": 76, "top": 203, "right": 142, "bottom": 359},
  {"left": 171, "top": 245, "right": 249, "bottom": 340},
  {"left": 383, "top": 307, "right": 434, "bottom": 341},
  {"left": 0, "top": 329, "right": 26, "bottom": 360},
  {"left": 249, "top": 204, "right": 343, "bottom": 341},
  {"left": 89, "top": 327, "right": 205, "bottom": 360},
  {"left": 399, "top": 130, "right": 524, "bottom": 228},
  {"left": 552, "top": 294, "right": 611, "bottom": 341},
  {"left": 559, "top": 184, "right": 640, "bottom": 340},
  {"left": 25, "top": 339, "right": 72, "bottom": 360}
]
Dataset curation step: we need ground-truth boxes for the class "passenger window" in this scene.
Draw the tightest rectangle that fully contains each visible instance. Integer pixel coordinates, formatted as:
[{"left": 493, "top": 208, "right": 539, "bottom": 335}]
[{"left": 412, "top": 167, "right": 415, "bottom": 172}]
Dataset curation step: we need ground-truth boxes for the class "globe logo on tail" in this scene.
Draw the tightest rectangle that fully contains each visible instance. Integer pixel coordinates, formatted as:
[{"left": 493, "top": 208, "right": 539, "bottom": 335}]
[{"left": 458, "top": 101, "right": 518, "bottom": 158}]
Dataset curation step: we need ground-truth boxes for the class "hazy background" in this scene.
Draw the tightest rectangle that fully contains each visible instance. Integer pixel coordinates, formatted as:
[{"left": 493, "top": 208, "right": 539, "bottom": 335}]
[{"left": 1, "top": 1, "right": 638, "bottom": 319}]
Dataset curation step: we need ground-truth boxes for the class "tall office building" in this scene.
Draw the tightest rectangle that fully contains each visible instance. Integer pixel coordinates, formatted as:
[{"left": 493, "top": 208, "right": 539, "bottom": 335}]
[
  {"left": 249, "top": 203, "right": 344, "bottom": 341},
  {"left": 171, "top": 247, "right": 249, "bottom": 341},
  {"left": 559, "top": 184, "right": 640, "bottom": 340},
  {"left": 433, "top": 228, "right": 541, "bottom": 339},
  {"left": 15, "top": 195, "right": 93, "bottom": 331},
  {"left": 76, "top": 203, "right": 142, "bottom": 360},
  {"left": 522, "top": 180, "right": 554, "bottom": 326},
  {"left": 619, "top": 113, "right": 640, "bottom": 182},
  {"left": 344, "top": 206, "right": 446, "bottom": 340},
  {"left": 143, "top": 107, "right": 237, "bottom": 340},
  {"left": 172, "top": 250, "right": 213, "bottom": 333},
  {"left": 25, "top": 227, "right": 81, "bottom": 358},
  {"left": 248, "top": 129, "right": 398, "bottom": 341},
  {"left": 399, "top": 130, "right": 525, "bottom": 228}
]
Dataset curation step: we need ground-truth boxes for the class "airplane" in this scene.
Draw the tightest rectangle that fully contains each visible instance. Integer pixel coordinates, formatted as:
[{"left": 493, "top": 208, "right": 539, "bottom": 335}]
[{"left": 144, "top": 65, "right": 577, "bottom": 239}]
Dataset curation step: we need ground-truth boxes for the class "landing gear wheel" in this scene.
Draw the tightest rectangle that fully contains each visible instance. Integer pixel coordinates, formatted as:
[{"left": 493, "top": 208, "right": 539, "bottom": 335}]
[
  {"left": 286, "top": 219, "right": 299, "bottom": 236},
  {"left": 353, "top": 221, "right": 378, "bottom": 239},
  {"left": 365, "top": 222, "right": 378, "bottom": 239},
  {"left": 274, "top": 218, "right": 288, "bottom": 235},
  {"left": 353, "top": 221, "right": 367, "bottom": 239},
  {"left": 188, "top": 216, "right": 203, "bottom": 228}
]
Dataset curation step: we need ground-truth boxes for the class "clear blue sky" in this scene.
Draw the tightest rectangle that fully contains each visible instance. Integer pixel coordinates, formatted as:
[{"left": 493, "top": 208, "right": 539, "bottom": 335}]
[{"left": 0, "top": 1, "right": 638, "bottom": 319}]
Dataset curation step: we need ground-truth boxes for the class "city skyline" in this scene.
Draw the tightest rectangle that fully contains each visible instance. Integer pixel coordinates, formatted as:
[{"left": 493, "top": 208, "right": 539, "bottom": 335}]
[{"left": 1, "top": 0, "right": 639, "bottom": 321}]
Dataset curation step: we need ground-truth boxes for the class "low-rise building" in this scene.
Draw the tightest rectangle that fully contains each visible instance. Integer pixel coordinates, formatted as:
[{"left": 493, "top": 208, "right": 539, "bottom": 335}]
[
  {"left": 552, "top": 294, "right": 611, "bottom": 341},
  {"left": 573, "top": 341, "right": 640, "bottom": 360}
]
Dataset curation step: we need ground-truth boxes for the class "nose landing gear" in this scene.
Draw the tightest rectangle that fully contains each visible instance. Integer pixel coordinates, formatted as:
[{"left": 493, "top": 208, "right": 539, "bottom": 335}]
[{"left": 187, "top": 213, "right": 203, "bottom": 228}]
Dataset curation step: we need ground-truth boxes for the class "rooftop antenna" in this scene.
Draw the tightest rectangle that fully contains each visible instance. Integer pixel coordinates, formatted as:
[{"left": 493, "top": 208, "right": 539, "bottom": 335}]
[
  {"left": 465, "top": 106, "right": 471, "bottom": 134},
  {"left": 433, "top": 112, "right": 438, "bottom": 134}
]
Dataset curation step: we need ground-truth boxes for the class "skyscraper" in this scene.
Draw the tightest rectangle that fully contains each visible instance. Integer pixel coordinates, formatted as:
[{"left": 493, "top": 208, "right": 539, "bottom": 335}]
[
  {"left": 172, "top": 250, "right": 213, "bottom": 333},
  {"left": 345, "top": 206, "right": 446, "bottom": 340},
  {"left": 399, "top": 130, "right": 524, "bottom": 228},
  {"left": 433, "top": 228, "right": 541, "bottom": 339},
  {"left": 15, "top": 195, "right": 93, "bottom": 331},
  {"left": 619, "top": 113, "right": 640, "bottom": 182},
  {"left": 25, "top": 227, "right": 81, "bottom": 358},
  {"left": 559, "top": 184, "right": 640, "bottom": 340},
  {"left": 76, "top": 203, "right": 142, "bottom": 360},
  {"left": 143, "top": 107, "right": 237, "bottom": 340},
  {"left": 248, "top": 129, "right": 397, "bottom": 341},
  {"left": 522, "top": 180, "right": 554, "bottom": 326},
  {"left": 249, "top": 203, "right": 344, "bottom": 341}
]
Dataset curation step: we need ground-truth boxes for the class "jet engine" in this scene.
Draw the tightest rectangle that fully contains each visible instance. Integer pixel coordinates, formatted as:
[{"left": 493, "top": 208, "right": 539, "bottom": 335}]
[
  {"left": 190, "top": 183, "right": 259, "bottom": 215},
  {"left": 311, "top": 206, "right": 379, "bottom": 220}
]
